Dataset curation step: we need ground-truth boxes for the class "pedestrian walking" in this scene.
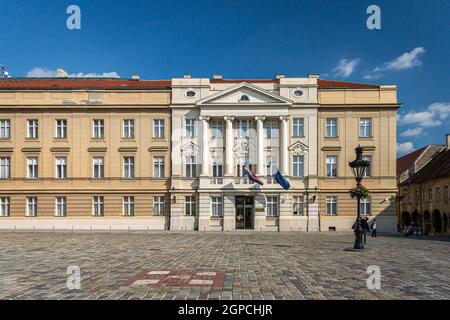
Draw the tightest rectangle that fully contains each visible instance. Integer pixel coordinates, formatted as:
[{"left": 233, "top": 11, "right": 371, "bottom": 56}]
[{"left": 371, "top": 218, "right": 377, "bottom": 237}]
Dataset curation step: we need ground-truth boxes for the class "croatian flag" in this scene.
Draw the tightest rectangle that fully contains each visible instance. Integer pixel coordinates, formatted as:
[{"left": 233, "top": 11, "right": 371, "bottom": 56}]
[
  {"left": 274, "top": 170, "right": 291, "bottom": 190},
  {"left": 243, "top": 165, "right": 264, "bottom": 186}
]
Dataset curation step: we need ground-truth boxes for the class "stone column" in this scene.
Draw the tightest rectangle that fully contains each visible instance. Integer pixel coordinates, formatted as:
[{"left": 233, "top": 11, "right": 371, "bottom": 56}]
[
  {"left": 255, "top": 116, "right": 265, "bottom": 176},
  {"left": 280, "top": 116, "right": 289, "bottom": 175},
  {"left": 199, "top": 116, "right": 209, "bottom": 176},
  {"left": 224, "top": 116, "right": 234, "bottom": 176}
]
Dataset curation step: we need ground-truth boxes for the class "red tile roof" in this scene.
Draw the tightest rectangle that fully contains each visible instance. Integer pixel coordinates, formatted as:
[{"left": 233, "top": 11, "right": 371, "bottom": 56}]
[
  {"left": 396, "top": 146, "right": 428, "bottom": 177},
  {"left": 0, "top": 79, "right": 171, "bottom": 90},
  {"left": 317, "top": 79, "right": 380, "bottom": 89},
  {"left": 401, "top": 148, "right": 450, "bottom": 184}
]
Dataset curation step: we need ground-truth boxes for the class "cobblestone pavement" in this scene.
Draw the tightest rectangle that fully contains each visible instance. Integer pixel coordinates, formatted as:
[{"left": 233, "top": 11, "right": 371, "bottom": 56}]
[{"left": 0, "top": 231, "right": 449, "bottom": 300}]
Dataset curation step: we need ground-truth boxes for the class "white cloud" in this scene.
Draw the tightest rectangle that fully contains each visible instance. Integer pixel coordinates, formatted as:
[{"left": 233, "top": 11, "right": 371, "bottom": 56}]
[
  {"left": 332, "top": 58, "right": 360, "bottom": 78},
  {"left": 400, "top": 127, "right": 423, "bottom": 138},
  {"left": 397, "top": 142, "right": 415, "bottom": 155},
  {"left": 364, "top": 47, "right": 425, "bottom": 79},
  {"left": 27, "top": 67, "right": 120, "bottom": 78},
  {"left": 398, "top": 102, "right": 450, "bottom": 127}
]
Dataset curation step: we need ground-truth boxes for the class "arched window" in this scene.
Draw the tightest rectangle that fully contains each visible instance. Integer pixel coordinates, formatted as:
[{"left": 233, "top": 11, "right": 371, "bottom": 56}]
[{"left": 239, "top": 95, "right": 250, "bottom": 102}]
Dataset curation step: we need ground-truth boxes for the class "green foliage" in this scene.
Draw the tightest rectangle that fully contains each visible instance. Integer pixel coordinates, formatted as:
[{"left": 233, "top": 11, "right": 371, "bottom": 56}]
[{"left": 350, "top": 185, "right": 369, "bottom": 199}]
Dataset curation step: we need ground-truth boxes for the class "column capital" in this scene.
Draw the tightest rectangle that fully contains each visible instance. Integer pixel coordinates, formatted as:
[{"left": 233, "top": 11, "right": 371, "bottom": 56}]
[
  {"left": 224, "top": 116, "right": 235, "bottom": 121},
  {"left": 199, "top": 116, "right": 210, "bottom": 121},
  {"left": 279, "top": 115, "right": 290, "bottom": 121},
  {"left": 255, "top": 116, "right": 266, "bottom": 121}
]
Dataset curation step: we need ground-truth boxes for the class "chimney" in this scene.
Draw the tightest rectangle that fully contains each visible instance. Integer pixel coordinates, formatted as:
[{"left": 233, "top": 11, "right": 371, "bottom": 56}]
[
  {"left": 56, "top": 68, "right": 68, "bottom": 78},
  {"left": 276, "top": 74, "right": 285, "bottom": 79},
  {"left": 213, "top": 74, "right": 222, "bottom": 80},
  {"left": 131, "top": 74, "right": 140, "bottom": 80},
  {"left": 183, "top": 74, "right": 191, "bottom": 79},
  {"left": 308, "top": 74, "right": 320, "bottom": 79},
  {"left": 446, "top": 134, "right": 450, "bottom": 150}
]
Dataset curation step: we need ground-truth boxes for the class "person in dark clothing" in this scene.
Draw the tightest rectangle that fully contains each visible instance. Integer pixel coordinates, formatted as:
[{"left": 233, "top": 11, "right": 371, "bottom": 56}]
[
  {"left": 371, "top": 218, "right": 377, "bottom": 237},
  {"left": 361, "top": 217, "right": 371, "bottom": 244}
]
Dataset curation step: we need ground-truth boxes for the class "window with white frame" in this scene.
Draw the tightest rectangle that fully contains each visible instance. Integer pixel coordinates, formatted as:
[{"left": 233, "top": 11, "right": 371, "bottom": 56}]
[
  {"left": 153, "top": 119, "right": 165, "bottom": 138},
  {"left": 293, "top": 155, "right": 304, "bottom": 177},
  {"left": 0, "top": 197, "right": 10, "bottom": 216},
  {"left": 326, "top": 156, "right": 337, "bottom": 177},
  {"left": 428, "top": 188, "right": 433, "bottom": 201},
  {"left": 0, "top": 157, "right": 11, "bottom": 179},
  {"left": 123, "top": 196, "right": 134, "bottom": 216},
  {"left": 211, "top": 120, "right": 223, "bottom": 138},
  {"left": 444, "top": 185, "right": 449, "bottom": 201},
  {"left": 266, "top": 196, "right": 279, "bottom": 216},
  {"left": 360, "top": 197, "right": 371, "bottom": 215},
  {"left": 185, "top": 118, "right": 196, "bottom": 138},
  {"left": 359, "top": 118, "right": 372, "bottom": 137},
  {"left": 264, "top": 121, "right": 277, "bottom": 139},
  {"left": 325, "top": 118, "right": 337, "bottom": 137},
  {"left": 293, "top": 195, "right": 304, "bottom": 215},
  {"left": 326, "top": 196, "right": 337, "bottom": 215},
  {"left": 55, "top": 157, "right": 67, "bottom": 179},
  {"left": 185, "top": 156, "right": 197, "bottom": 178},
  {"left": 236, "top": 120, "right": 251, "bottom": 138},
  {"left": 212, "top": 162, "right": 223, "bottom": 177},
  {"left": 92, "top": 119, "right": 104, "bottom": 139},
  {"left": 0, "top": 120, "right": 10, "bottom": 139},
  {"left": 26, "top": 196, "right": 37, "bottom": 217},
  {"left": 27, "top": 157, "right": 38, "bottom": 179},
  {"left": 211, "top": 196, "right": 223, "bottom": 216},
  {"left": 436, "top": 187, "right": 441, "bottom": 202},
  {"left": 362, "top": 155, "right": 372, "bottom": 177},
  {"left": 55, "top": 119, "right": 67, "bottom": 138},
  {"left": 123, "top": 156, "right": 135, "bottom": 179},
  {"left": 293, "top": 118, "right": 304, "bottom": 137},
  {"left": 122, "top": 119, "right": 135, "bottom": 139},
  {"left": 92, "top": 196, "right": 104, "bottom": 216},
  {"left": 153, "top": 156, "right": 164, "bottom": 178},
  {"left": 93, "top": 157, "right": 104, "bottom": 179},
  {"left": 55, "top": 197, "right": 66, "bottom": 217},
  {"left": 27, "top": 119, "right": 38, "bottom": 139},
  {"left": 153, "top": 196, "right": 164, "bottom": 215},
  {"left": 185, "top": 196, "right": 196, "bottom": 216},
  {"left": 266, "top": 157, "right": 276, "bottom": 183}
]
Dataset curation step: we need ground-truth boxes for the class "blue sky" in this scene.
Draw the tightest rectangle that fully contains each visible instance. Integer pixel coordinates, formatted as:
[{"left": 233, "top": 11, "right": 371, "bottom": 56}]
[{"left": 0, "top": 0, "right": 449, "bottom": 155}]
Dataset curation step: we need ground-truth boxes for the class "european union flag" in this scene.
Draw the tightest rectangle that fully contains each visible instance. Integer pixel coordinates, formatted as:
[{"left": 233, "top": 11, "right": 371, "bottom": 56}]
[{"left": 274, "top": 170, "right": 290, "bottom": 190}]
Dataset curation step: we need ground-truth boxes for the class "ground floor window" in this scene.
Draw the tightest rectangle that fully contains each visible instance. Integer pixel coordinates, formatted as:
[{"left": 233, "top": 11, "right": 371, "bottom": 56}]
[
  {"left": 92, "top": 196, "right": 104, "bottom": 216},
  {"left": 185, "top": 196, "right": 196, "bottom": 216},
  {"left": 211, "top": 196, "right": 223, "bottom": 216},
  {"left": 123, "top": 196, "right": 134, "bottom": 216},
  {"left": 55, "top": 197, "right": 66, "bottom": 217},
  {"left": 360, "top": 197, "right": 371, "bottom": 216},
  {"left": 0, "top": 197, "right": 10, "bottom": 216},
  {"left": 266, "top": 196, "right": 279, "bottom": 216},
  {"left": 326, "top": 196, "right": 337, "bottom": 215},
  {"left": 154, "top": 196, "right": 165, "bottom": 216},
  {"left": 27, "top": 196, "right": 37, "bottom": 217},
  {"left": 293, "top": 195, "right": 304, "bottom": 215}
]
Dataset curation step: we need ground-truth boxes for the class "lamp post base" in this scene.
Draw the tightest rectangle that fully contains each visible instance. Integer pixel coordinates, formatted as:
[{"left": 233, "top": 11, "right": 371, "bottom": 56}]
[{"left": 353, "top": 220, "right": 365, "bottom": 250}]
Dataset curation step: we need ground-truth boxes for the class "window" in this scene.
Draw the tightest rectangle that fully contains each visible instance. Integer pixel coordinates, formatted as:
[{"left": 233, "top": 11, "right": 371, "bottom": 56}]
[
  {"left": 185, "top": 118, "right": 196, "bottom": 138},
  {"left": 212, "top": 162, "right": 223, "bottom": 184},
  {"left": 211, "top": 196, "right": 223, "bottom": 216},
  {"left": 154, "top": 196, "right": 164, "bottom": 216},
  {"left": 185, "top": 196, "right": 196, "bottom": 216},
  {"left": 123, "top": 196, "right": 134, "bottom": 216},
  {"left": 0, "top": 120, "right": 10, "bottom": 139},
  {"left": 293, "top": 89, "right": 304, "bottom": 97},
  {"left": 93, "top": 157, "right": 104, "bottom": 179},
  {"left": 0, "top": 197, "right": 10, "bottom": 216},
  {"left": 55, "top": 197, "right": 66, "bottom": 217},
  {"left": 185, "top": 156, "right": 197, "bottom": 178},
  {"left": 293, "top": 118, "right": 304, "bottom": 137},
  {"left": 27, "top": 119, "right": 38, "bottom": 138},
  {"left": 359, "top": 118, "right": 372, "bottom": 137},
  {"left": 362, "top": 155, "right": 372, "bottom": 177},
  {"left": 92, "top": 119, "right": 104, "bottom": 139},
  {"left": 0, "top": 157, "right": 11, "bottom": 179},
  {"left": 293, "top": 155, "right": 304, "bottom": 177},
  {"left": 293, "top": 196, "right": 304, "bottom": 215},
  {"left": 153, "top": 156, "right": 164, "bottom": 178},
  {"left": 123, "top": 157, "right": 135, "bottom": 179},
  {"left": 360, "top": 197, "right": 371, "bottom": 216},
  {"left": 122, "top": 119, "right": 135, "bottom": 139},
  {"left": 236, "top": 120, "right": 251, "bottom": 138},
  {"left": 326, "top": 156, "right": 338, "bottom": 177},
  {"left": 265, "top": 121, "right": 277, "bottom": 139},
  {"left": 27, "top": 157, "right": 38, "bottom": 179},
  {"left": 326, "top": 196, "right": 337, "bottom": 215},
  {"left": 266, "top": 196, "right": 279, "bottom": 216},
  {"left": 325, "top": 118, "right": 337, "bottom": 137},
  {"left": 55, "top": 157, "right": 67, "bottom": 179},
  {"left": 185, "top": 90, "right": 196, "bottom": 98},
  {"left": 55, "top": 119, "right": 67, "bottom": 138},
  {"left": 415, "top": 191, "right": 420, "bottom": 203},
  {"left": 211, "top": 120, "right": 223, "bottom": 138},
  {"left": 436, "top": 187, "right": 441, "bottom": 202},
  {"left": 428, "top": 188, "right": 433, "bottom": 201},
  {"left": 92, "top": 196, "right": 104, "bottom": 216},
  {"left": 444, "top": 185, "right": 449, "bottom": 202},
  {"left": 239, "top": 95, "right": 250, "bottom": 102},
  {"left": 266, "top": 157, "right": 276, "bottom": 183},
  {"left": 153, "top": 119, "right": 165, "bottom": 138},
  {"left": 26, "top": 197, "right": 37, "bottom": 217}
]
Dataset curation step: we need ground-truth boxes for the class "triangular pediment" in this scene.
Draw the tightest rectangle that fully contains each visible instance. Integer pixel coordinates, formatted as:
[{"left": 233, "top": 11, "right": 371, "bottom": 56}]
[
  {"left": 197, "top": 82, "right": 292, "bottom": 106},
  {"left": 180, "top": 142, "right": 199, "bottom": 156},
  {"left": 288, "top": 141, "right": 309, "bottom": 155}
]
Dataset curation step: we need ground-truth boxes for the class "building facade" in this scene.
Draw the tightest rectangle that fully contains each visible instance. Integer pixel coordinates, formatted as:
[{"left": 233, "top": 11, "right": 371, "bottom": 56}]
[
  {"left": 0, "top": 74, "right": 399, "bottom": 232},
  {"left": 0, "top": 78, "right": 171, "bottom": 230}
]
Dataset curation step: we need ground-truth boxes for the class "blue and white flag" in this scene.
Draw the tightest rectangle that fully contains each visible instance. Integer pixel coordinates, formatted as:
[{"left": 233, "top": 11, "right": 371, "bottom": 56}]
[
  {"left": 274, "top": 170, "right": 290, "bottom": 190},
  {"left": 243, "top": 165, "right": 264, "bottom": 186}
]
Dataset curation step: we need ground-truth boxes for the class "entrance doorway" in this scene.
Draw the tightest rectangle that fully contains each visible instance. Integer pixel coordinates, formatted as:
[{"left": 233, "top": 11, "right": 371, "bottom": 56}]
[{"left": 235, "top": 196, "right": 254, "bottom": 229}]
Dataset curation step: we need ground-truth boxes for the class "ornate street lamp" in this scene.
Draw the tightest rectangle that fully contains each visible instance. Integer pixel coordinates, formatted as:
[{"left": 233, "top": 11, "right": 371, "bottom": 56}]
[{"left": 349, "top": 145, "right": 370, "bottom": 249}]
